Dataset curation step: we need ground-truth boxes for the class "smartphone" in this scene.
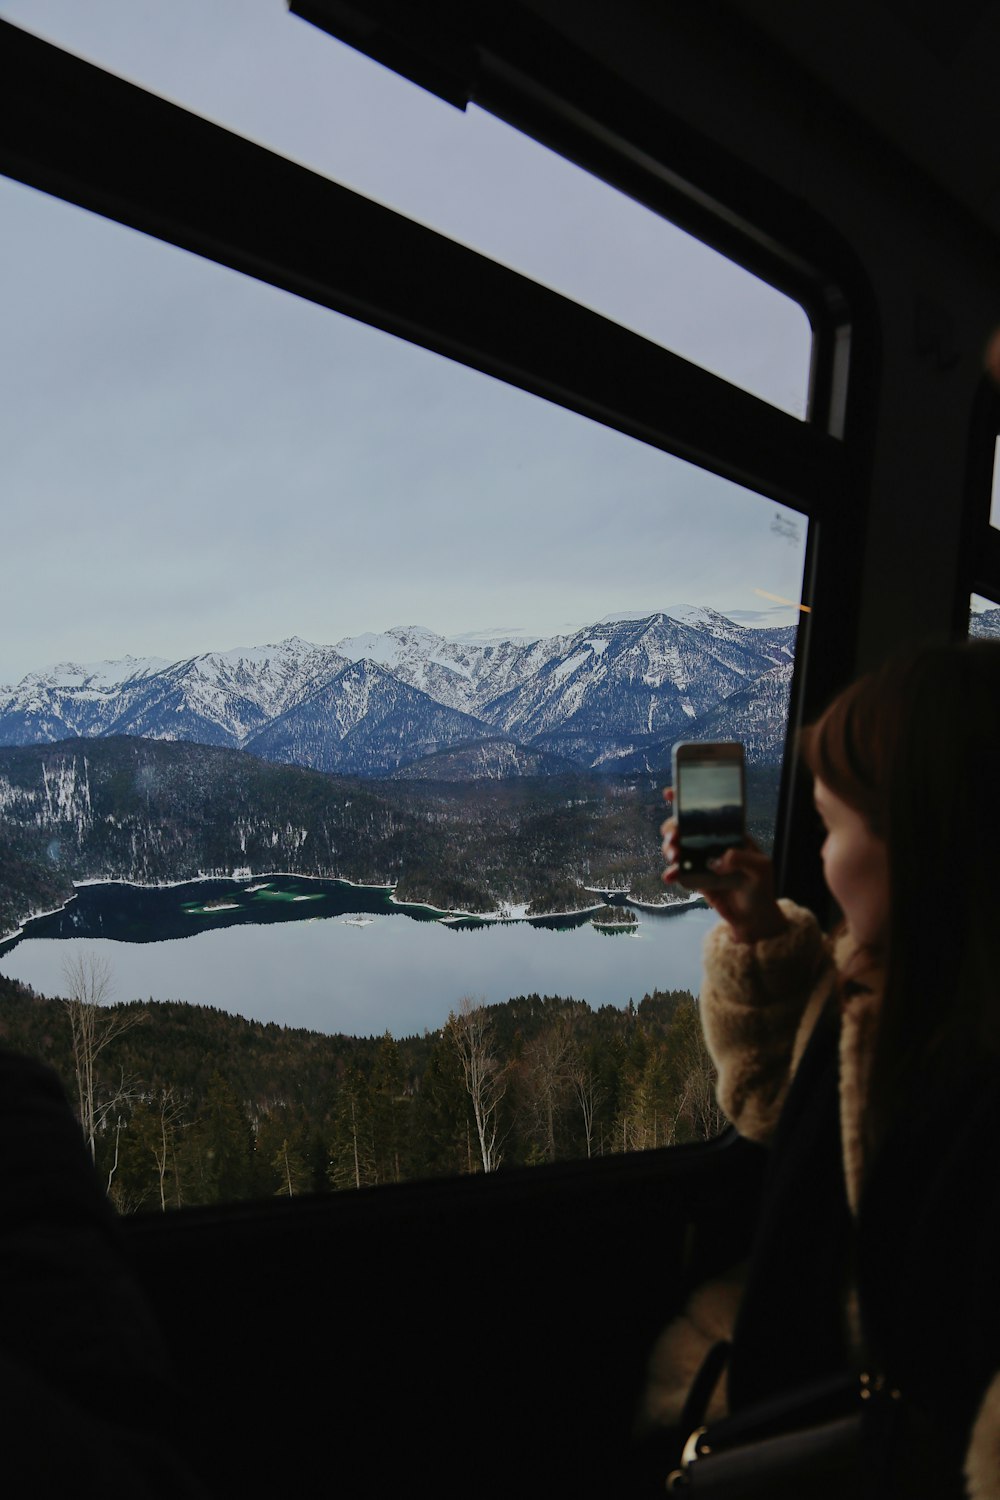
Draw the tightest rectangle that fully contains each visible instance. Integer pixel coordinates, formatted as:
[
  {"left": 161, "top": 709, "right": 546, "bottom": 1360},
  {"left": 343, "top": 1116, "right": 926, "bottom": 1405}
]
[{"left": 670, "top": 741, "right": 746, "bottom": 889}]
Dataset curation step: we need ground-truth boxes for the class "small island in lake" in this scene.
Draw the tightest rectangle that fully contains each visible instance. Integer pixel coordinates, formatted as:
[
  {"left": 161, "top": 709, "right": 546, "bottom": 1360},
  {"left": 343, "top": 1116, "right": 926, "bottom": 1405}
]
[{"left": 591, "top": 905, "right": 638, "bottom": 933}]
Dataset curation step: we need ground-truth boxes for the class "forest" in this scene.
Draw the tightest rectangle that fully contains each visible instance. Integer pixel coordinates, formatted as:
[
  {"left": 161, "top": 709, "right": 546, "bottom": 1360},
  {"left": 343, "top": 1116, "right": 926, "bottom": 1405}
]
[
  {"left": 0, "top": 738, "right": 782, "bottom": 938},
  {"left": 0, "top": 966, "right": 721, "bottom": 1213}
]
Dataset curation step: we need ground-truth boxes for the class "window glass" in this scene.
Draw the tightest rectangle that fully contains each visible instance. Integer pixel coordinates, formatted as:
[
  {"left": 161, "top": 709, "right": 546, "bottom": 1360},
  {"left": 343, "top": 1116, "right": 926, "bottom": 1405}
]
[
  {"left": 0, "top": 175, "right": 808, "bottom": 1203},
  {"left": 0, "top": 0, "right": 813, "bottom": 418},
  {"left": 970, "top": 593, "right": 1000, "bottom": 636},
  {"left": 991, "top": 436, "right": 1000, "bottom": 530}
]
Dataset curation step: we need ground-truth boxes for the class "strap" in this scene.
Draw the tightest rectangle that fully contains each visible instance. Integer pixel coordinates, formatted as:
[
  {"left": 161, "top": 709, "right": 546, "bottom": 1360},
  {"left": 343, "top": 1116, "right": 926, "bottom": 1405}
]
[
  {"left": 699, "top": 1368, "right": 860, "bottom": 1452},
  {"left": 669, "top": 1412, "right": 863, "bottom": 1495},
  {"left": 677, "top": 1340, "right": 732, "bottom": 1437}
]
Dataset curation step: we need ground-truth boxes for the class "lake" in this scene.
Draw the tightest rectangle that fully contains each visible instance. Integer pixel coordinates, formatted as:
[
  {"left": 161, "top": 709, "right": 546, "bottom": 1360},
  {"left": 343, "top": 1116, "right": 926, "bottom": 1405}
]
[{"left": 0, "top": 876, "right": 720, "bottom": 1037}]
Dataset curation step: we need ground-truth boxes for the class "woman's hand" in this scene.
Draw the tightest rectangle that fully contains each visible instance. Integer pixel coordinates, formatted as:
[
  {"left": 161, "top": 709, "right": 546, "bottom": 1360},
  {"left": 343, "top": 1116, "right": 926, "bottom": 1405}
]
[{"left": 661, "top": 789, "right": 788, "bottom": 945}]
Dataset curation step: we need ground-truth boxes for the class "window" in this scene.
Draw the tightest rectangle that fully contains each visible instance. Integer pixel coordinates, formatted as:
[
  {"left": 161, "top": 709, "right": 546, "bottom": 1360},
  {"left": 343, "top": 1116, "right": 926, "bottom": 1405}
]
[
  {"left": 0, "top": 6, "right": 829, "bottom": 1205},
  {"left": 0, "top": 0, "right": 812, "bottom": 417}
]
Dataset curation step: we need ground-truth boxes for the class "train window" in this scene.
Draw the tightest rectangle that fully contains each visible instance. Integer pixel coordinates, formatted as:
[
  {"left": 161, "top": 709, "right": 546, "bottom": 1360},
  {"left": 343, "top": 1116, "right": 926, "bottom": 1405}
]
[
  {"left": 0, "top": 0, "right": 813, "bottom": 419},
  {"left": 0, "top": 144, "right": 810, "bottom": 1204}
]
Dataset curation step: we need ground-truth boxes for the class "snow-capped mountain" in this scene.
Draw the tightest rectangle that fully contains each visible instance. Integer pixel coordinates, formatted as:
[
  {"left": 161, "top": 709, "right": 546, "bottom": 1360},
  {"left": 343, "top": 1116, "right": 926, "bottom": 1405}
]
[
  {"left": 333, "top": 624, "right": 561, "bottom": 716},
  {"left": 0, "top": 609, "right": 801, "bottom": 776},
  {"left": 0, "top": 640, "right": 347, "bottom": 749},
  {"left": 970, "top": 607, "right": 1000, "bottom": 640},
  {"left": 479, "top": 611, "right": 792, "bottom": 765},
  {"left": 245, "top": 658, "right": 500, "bottom": 776}
]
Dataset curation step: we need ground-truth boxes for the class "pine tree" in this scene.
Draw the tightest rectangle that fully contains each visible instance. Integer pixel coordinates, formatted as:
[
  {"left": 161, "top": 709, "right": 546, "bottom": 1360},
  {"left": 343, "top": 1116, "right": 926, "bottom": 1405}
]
[
  {"left": 413, "top": 1028, "right": 477, "bottom": 1178},
  {"left": 369, "top": 1032, "right": 405, "bottom": 1185},
  {"left": 187, "top": 1071, "right": 255, "bottom": 1204},
  {"left": 327, "top": 1066, "right": 378, "bottom": 1190}
]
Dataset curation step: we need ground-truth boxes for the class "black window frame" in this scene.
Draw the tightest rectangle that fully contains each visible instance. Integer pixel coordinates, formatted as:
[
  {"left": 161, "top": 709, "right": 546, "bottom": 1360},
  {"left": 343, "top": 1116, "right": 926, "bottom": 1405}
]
[{"left": 960, "top": 378, "right": 1000, "bottom": 623}]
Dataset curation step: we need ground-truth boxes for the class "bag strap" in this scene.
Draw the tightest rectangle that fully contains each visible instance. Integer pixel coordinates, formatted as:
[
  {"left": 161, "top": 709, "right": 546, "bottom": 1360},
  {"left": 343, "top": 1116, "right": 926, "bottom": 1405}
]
[
  {"left": 699, "top": 1368, "right": 861, "bottom": 1452},
  {"left": 677, "top": 1340, "right": 732, "bottom": 1437}
]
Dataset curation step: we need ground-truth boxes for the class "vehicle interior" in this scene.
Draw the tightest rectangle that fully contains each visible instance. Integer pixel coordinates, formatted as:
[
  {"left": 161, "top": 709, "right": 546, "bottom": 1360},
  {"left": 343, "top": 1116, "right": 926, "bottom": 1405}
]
[{"left": 2, "top": 1, "right": 999, "bottom": 1494}]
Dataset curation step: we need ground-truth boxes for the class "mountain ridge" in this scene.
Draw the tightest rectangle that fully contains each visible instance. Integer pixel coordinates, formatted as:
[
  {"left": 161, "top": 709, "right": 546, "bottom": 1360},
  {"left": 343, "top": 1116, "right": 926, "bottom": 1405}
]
[{"left": 0, "top": 609, "right": 799, "bottom": 777}]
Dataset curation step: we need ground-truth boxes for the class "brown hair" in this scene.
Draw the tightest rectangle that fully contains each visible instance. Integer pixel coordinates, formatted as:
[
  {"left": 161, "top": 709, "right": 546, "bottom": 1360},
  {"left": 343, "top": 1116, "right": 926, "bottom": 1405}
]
[{"left": 800, "top": 639, "right": 1000, "bottom": 1141}]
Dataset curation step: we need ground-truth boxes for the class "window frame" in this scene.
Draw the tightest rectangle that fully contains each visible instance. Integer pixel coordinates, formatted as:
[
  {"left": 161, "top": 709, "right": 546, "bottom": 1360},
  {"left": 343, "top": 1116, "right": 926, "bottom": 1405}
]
[{"left": 960, "top": 382, "right": 1000, "bottom": 625}]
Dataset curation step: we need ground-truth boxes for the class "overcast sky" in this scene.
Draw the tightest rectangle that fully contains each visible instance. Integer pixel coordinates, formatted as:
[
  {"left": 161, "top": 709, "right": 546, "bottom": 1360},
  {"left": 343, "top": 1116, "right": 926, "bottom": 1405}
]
[{"left": 0, "top": 0, "right": 812, "bottom": 687}]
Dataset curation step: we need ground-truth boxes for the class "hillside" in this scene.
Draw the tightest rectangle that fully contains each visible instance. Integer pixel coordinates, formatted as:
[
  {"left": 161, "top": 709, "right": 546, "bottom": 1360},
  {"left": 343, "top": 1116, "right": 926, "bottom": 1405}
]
[
  {"left": 0, "top": 736, "right": 780, "bottom": 940},
  {"left": 0, "top": 971, "right": 715, "bottom": 1210}
]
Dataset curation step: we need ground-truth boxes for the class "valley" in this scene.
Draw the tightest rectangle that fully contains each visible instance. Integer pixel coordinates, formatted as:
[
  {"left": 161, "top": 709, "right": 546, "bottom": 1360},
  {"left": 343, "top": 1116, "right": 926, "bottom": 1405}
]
[
  {"left": 0, "top": 735, "right": 779, "bottom": 941},
  {"left": 0, "top": 607, "right": 796, "bottom": 940}
]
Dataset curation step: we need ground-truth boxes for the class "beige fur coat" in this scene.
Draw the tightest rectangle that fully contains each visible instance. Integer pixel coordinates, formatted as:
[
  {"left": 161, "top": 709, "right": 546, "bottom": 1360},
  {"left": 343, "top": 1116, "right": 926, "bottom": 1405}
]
[{"left": 640, "top": 900, "right": 1000, "bottom": 1499}]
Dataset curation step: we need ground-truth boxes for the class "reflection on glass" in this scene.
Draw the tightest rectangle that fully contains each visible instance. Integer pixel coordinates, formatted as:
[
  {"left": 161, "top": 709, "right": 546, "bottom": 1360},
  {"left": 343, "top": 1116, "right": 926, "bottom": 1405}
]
[{"left": 0, "top": 0, "right": 813, "bottom": 416}]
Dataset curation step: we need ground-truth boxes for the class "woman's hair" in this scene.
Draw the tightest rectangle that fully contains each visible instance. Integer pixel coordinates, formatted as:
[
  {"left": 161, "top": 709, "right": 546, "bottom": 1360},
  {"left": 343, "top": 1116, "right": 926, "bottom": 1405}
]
[{"left": 799, "top": 638, "right": 1000, "bottom": 1138}]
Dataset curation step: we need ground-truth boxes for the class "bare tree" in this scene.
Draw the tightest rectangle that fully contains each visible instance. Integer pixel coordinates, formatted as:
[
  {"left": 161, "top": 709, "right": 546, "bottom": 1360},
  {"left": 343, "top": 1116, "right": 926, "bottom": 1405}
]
[
  {"left": 107, "top": 1179, "right": 148, "bottom": 1217},
  {"left": 668, "top": 1001, "right": 725, "bottom": 1143},
  {"left": 681, "top": 1052, "right": 725, "bottom": 1141},
  {"left": 569, "top": 1059, "right": 604, "bottom": 1159},
  {"left": 447, "top": 997, "right": 507, "bottom": 1173},
  {"left": 61, "top": 951, "right": 147, "bottom": 1164},
  {"left": 103, "top": 1067, "right": 146, "bottom": 1194},
  {"left": 149, "top": 1087, "right": 188, "bottom": 1211},
  {"left": 516, "top": 1021, "right": 575, "bottom": 1162}
]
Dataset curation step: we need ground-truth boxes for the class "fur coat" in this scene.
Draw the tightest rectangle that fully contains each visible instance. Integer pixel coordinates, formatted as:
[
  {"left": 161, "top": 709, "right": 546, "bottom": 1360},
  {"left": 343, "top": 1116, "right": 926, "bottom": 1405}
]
[{"left": 641, "top": 900, "right": 1000, "bottom": 1499}]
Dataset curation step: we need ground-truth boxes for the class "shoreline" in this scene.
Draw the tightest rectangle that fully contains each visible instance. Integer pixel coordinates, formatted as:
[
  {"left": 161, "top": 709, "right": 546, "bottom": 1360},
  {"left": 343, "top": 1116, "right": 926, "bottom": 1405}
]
[
  {"left": 627, "top": 893, "right": 707, "bottom": 913},
  {"left": 439, "top": 901, "right": 607, "bottom": 925},
  {"left": 0, "top": 870, "right": 707, "bottom": 949},
  {"left": 0, "top": 869, "right": 398, "bottom": 948}
]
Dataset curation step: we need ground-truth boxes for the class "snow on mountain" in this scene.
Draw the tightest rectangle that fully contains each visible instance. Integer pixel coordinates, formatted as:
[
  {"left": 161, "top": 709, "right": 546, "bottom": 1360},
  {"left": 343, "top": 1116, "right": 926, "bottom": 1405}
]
[
  {"left": 334, "top": 624, "right": 562, "bottom": 716},
  {"left": 246, "top": 658, "right": 501, "bottom": 775},
  {"left": 599, "top": 604, "right": 736, "bottom": 632},
  {"left": 29, "top": 655, "right": 170, "bottom": 692},
  {"left": 393, "top": 738, "right": 578, "bottom": 781},
  {"left": 613, "top": 660, "right": 795, "bottom": 774},
  {"left": 0, "top": 654, "right": 169, "bottom": 735},
  {"left": 970, "top": 607, "right": 1000, "bottom": 640},
  {"left": 138, "top": 639, "right": 349, "bottom": 742},
  {"left": 335, "top": 626, "right": 475, "bottom": 702},
  {"left": 0, "top": 610, "right": 801, "bottom": 776},
  {"left": 0, "top": 638, "right": 347, "bottom": 749},
  {"left": 480, "top": 612, "right": 794, "bottom": 753}
]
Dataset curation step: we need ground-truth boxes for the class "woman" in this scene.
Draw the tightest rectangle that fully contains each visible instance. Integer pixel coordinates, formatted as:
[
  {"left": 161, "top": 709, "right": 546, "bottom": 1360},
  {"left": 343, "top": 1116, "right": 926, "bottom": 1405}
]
[{"left": 644, "top": 638, "right": 1000, "bottom": 1497}]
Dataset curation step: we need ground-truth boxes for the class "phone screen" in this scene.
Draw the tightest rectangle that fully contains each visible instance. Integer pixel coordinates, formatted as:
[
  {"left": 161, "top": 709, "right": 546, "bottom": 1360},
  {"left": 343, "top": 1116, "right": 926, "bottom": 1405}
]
[{"left": 676, "top": 760, "right": 744, "bottom": 871}]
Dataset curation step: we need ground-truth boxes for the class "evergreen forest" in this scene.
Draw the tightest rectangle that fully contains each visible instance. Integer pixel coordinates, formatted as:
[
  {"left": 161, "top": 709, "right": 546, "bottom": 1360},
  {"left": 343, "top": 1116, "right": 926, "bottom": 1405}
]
[{"left": 0, "top": 969, "right": 722, "bottom": 1214}]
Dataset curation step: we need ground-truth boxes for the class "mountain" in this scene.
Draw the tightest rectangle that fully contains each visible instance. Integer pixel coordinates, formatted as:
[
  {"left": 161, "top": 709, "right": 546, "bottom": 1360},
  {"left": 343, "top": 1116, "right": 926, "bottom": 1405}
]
[
  {"left": 0, "top": 640, "right": 346, "bottom": 748},
  {"left": 393, "top": 738, "right": 579, "bottom": 781},
  {"left": 970, "top": 606, "right": 1000, "bottom": 640},
  {"left": 244, "top": 659, "right": 502, "bottom": 775},
  {"left": 0, "top": 609, "right": 800, "bottom": 777},
  {"left": 333, "top": 624, "right": 559, "bottom": 717},
  {"left": 613, "top": 661, "right": 794, "bottom": 773},
  {"left": 0, "top": 655, "right": 168, "bottom": 744},
  {"left": 478, "top": 611, "right": 793, "bottom": 770}
]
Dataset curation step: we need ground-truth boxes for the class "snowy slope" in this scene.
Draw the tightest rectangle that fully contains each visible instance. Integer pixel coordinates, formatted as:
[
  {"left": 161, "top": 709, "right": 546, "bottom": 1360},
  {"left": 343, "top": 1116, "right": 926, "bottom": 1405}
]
[{"left": 0, "top": 610, "right": 801, "bottom": 774}]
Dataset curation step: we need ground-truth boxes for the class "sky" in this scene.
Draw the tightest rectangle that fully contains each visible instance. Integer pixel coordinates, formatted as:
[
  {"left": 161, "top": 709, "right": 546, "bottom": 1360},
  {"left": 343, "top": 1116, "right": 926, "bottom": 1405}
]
[{"left": 0, "top": 0, "right": 812, "bottom": 687}]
